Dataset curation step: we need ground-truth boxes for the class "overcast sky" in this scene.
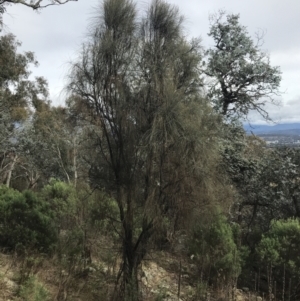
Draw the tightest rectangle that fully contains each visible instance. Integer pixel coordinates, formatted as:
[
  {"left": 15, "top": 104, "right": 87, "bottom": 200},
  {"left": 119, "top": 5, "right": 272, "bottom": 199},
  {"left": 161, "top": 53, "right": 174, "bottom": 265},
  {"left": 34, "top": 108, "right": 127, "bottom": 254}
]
[{"left": 3, "top": 0, "right": 300, "bottom": 124}]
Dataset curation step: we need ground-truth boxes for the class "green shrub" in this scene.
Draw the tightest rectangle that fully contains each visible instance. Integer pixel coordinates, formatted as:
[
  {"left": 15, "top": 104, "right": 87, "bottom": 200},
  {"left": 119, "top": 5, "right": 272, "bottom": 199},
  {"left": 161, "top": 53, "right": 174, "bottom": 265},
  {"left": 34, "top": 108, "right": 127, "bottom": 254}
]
[
  {"left": 40, "top": 179, "right": 78, "bottom": 229},
  {"left": 188, "top": 207, "right": 243, "bottom": 286},
  {"left": 258, "top": 218, "right": 300, "bottom": 270},
  {"left": 41, "top": 179, "right": 120, "bottom": 235},
  {"left": 88, "top": 189, "right": 119, "bottom": 234},
  {"left": 18, "top": 276, "right": 50, "bottom": 301},
  {"left": 257, "top": 218, "right": 300, "bottom": 298},
  {"left": 0, "top": 185, "right": 57, "bottom": 253}
]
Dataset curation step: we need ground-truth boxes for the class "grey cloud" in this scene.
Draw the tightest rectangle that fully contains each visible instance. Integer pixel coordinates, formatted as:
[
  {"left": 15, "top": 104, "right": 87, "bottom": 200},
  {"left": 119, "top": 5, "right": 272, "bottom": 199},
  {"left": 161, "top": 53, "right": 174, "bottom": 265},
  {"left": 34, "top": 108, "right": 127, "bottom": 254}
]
[
  {"left": 247, "top": 96, "right": 300, "bottom": 124},
  {"left": 167, "top": 0, "right": 300, "bottom": 53}
]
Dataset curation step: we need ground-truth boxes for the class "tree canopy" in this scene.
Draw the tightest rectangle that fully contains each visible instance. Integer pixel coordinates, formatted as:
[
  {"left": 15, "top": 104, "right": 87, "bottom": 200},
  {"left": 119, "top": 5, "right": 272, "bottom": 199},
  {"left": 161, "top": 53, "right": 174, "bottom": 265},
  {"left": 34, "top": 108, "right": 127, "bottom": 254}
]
[
  {"left": 67, "top": 0, "right": 222, "bottom": 299},
  {"left": 205, "top": 12, "right": 281, "bottom": 119}
]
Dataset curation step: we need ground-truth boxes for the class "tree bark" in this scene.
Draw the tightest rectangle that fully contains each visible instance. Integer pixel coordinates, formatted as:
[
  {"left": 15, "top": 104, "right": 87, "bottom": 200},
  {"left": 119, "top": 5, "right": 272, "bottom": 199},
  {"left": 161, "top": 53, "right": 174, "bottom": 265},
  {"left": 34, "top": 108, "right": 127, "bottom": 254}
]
[{"left": 5, "top": 153, "right": 18, "bottom": 187}]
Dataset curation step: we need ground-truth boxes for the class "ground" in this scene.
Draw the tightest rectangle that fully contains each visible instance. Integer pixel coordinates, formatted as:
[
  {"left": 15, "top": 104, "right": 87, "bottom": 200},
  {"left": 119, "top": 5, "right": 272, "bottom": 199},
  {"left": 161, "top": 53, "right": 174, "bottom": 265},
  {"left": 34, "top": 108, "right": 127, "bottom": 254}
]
[{"left": 0, "top": 251, "right": 263, "bottom": 301}]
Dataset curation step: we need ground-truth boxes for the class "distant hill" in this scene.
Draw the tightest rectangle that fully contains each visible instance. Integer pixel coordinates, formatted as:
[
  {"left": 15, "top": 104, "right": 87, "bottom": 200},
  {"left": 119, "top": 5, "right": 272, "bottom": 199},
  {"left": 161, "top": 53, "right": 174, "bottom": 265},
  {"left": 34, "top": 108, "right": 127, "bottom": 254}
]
[{"left": 244, "top": 123, "right": 300, "bottom": 136}]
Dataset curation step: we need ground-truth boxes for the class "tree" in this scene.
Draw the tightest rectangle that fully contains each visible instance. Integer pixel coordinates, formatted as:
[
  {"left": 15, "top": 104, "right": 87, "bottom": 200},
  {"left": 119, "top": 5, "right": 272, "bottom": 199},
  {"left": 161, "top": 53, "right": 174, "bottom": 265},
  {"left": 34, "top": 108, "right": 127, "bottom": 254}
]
[
  {"left": 218, "top": 124, "right": 300, "bottom": 264},
  {"left": 188, "top": 207, "right": 243, "bottom": 290},
  {"left": 205, "top": 12, "right": 281, "bottom": 119},
  {"left": 19, "top": 105, "right": 76, "bottom": 188},
  {"left": 0, "top": 34, "right": 49, "bottom": 187},
  {"left": 257, "top": 218, "right": 300, "bottom": 299},
  {"left": 67, "top": 0, "right": 220, "bottom": 299}
]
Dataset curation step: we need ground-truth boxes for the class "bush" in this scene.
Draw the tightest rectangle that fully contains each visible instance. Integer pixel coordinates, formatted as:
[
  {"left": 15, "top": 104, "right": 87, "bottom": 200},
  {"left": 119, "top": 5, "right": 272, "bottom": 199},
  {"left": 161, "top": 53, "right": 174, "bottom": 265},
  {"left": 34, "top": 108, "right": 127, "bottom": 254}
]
[
  {"left": 257, "top": 218, "right": 300, "bottom": 298},
  {"left": 88, "top": 189, "right": 119, "bottom": 234},
  {"left": 188, "top": 207, "right": 243, "bottom": 287},
  {"left": 0, "top": 185, "right": 57, "bottom": 253},
  {"left": 258, "top": 218, "right": 300, "bottom": 271},
  {"left": 40, "top": 179, "right": 78, "bottom": 230},
  {"left": 18, "top": 276, "right": 51, "bottom": 301}
]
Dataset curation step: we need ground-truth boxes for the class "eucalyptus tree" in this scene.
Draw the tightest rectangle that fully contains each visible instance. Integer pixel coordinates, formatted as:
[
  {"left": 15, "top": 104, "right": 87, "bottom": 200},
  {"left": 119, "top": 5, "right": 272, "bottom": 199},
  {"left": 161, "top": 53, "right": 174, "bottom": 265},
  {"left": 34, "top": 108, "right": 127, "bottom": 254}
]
[
  {"left": 221, "top": 134, "right": 300, "bottom": 295},
  {"left": 205, "top": 12, "right": 281, "bottom": 119},
  {"left": 220, "top": 124, "right": 300, "bottom": 251},
  {"left": 67, "top": 0, "right": 220, "bottom": 299},
  {"left": 19, "top": 104, "right": 76, "bottom": 188},
  {"left": 0, "top": 34, "right": 48, "bottom": 187}
]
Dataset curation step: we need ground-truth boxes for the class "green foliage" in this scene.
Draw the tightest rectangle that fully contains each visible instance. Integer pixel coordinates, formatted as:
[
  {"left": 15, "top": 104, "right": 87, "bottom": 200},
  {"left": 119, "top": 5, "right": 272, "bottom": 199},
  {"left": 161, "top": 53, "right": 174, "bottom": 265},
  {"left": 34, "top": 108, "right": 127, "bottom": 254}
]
[
  {"left": 0, "top": 33, "right": 48, "bottom": 137},
  {"left": 41, "top": 179, "right": 77, "bottom": 220},
  {"left": 258, "top": 218, "right": 300, "bottom": 272},
  {"left": 18, "top": 276, "right": 50, "bottom": 301},
  {"left": 41, "top": 179, "right": 119, "bottom": 235},
  {"left": 256, "top": 218, "right": 300, "bottom": 298},
  {"left": 21, "top": 105, "right": 78, "bottom": 186},
  {"left": 89, "top": 189, "right": 119, "bottom": 234},
  {"left": 194, "top": 281, "right": 208, "bottom": 299},
  {"left": 224, "top": 134, "right": 300, "bottom": 246},
  {"left": 154, "top": 286, "right": 168, "bottom": 301},
  {"left": 0, "top": 185, "right": 57, "bottom": 253},
  {"left": 189, "top": 208, "right": 243, "bottom": 285},
  {"left": 41, "top": 180, "right": 86, "bottom": 260},
  {"left": 0, "top": 33, "right": 49, "bottom": 187},
  {"left": 67, "top": 1, "right": 225, "bottom": 299},
  {"left": 56, "top": 226, "right": 85, "bottom": 270},
  {"left": 206, "top": 11, "right": 281, "bottom": 119}
]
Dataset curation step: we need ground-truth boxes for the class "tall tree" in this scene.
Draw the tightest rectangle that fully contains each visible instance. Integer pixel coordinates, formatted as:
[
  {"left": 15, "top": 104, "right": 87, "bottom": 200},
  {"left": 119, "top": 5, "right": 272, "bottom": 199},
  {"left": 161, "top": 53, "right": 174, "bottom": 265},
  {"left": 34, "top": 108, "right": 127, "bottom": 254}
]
[
  {"left": 205, "top": 12, "right": 281, "bottom": 119},
  {"left": 67, "top": 0, "right": 220, "bottom": 299},
  {"left": 19, "top": 104, "right": 76, "bottom": 188},
  {"left": 0, "top": 34, "right": 48, "bottom": 187}
]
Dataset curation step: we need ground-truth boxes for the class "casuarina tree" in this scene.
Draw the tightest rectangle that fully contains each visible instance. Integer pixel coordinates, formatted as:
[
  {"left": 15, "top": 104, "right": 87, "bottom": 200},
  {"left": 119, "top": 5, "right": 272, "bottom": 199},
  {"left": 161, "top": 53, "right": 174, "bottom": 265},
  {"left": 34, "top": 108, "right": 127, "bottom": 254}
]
[{"left": 67, "top": 0, "right": 220, "bottom": 299}]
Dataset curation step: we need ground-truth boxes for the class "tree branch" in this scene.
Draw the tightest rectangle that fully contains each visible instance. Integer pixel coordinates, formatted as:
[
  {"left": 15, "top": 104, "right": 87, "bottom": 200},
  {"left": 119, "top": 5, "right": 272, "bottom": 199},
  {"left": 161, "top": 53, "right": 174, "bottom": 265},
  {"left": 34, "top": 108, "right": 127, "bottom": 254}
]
[{"left": 0, "top": 0, "right": 77, "bottom": 10}]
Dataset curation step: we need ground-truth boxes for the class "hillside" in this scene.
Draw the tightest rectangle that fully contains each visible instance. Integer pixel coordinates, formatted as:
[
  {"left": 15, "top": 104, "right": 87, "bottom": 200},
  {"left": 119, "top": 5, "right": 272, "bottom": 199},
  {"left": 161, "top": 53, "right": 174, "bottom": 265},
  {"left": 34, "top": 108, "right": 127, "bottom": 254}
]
[
  {"left": 244, "top": 123, "right": 300, "bottom": 135},
  {"left": 244, "top": 123, "right": 300, "bottom": 146},
  {"left": 0, "top": 250, "right": 260, "bottom": 301}
]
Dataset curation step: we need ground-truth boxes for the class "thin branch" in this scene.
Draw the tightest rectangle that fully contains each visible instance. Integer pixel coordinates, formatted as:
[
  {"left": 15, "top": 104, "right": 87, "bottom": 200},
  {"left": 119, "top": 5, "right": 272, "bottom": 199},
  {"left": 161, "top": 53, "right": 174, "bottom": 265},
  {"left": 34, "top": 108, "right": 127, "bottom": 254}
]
[{"left": 0, "top": 0, "right": 77, "bottom": 10}]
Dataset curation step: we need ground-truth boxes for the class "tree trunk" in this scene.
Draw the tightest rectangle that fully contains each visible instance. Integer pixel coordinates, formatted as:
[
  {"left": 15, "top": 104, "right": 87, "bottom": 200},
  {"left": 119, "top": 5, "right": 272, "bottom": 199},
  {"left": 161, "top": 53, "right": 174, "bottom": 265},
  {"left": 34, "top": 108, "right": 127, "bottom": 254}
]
[
  {"left": 56, "top": 145, "right": 71, "bottom": 184},
  {"left": 26, "top": 170, "right": 39, "bottom": 190},
  {"left": 222, "top": 100, "right": 229, "bottom": 115},
  {"left": 122, "top": 254, "right": 139, "bottom": 301},
  {"left": 292, "top": 194, "right": 300, "bottom": 218},
  {"left": 73, "top": 136, "right": 78, "bottom": 188},
  {"left": 113, "top": 186, "right": 153, "bottom": 301},
  {"left": 5, "top": 154, "right": 18, "bottom": 187}
]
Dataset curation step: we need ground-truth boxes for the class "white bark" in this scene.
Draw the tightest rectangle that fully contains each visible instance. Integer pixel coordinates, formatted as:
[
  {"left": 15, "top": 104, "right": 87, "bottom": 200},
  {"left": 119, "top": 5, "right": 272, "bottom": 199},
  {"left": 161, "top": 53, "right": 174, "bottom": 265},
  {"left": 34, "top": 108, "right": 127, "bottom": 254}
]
[{"left": 5, "top": 153, "right": 18, "bottom": 187}]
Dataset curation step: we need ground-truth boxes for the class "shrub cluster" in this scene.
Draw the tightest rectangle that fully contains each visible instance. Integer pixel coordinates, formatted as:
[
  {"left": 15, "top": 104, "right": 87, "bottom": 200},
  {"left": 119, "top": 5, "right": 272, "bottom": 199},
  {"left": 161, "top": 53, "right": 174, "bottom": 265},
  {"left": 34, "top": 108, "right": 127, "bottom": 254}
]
[{"left": 0, "top": 185, "right": 57, "bottom": 253}]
